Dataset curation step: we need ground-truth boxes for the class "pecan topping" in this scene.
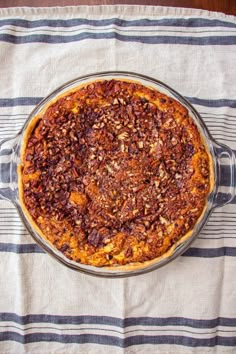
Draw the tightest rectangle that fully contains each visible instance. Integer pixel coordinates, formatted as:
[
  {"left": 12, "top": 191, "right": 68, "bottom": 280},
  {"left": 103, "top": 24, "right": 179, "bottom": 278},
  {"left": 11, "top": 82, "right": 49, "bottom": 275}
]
[{"left": 21, "top": 79, "right": 211, "bottom": 266}]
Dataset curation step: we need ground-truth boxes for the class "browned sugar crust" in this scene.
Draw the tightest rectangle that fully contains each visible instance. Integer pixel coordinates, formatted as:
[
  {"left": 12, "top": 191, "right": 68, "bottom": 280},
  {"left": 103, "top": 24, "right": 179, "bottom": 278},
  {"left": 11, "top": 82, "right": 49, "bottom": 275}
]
[{"left": 19, "top": 79, "right": 211, "bottom": 267}]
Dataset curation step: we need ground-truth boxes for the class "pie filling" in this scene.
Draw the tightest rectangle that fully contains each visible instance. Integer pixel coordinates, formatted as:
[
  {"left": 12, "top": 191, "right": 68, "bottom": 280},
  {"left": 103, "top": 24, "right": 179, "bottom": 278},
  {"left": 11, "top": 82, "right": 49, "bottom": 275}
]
[{"left": 19, "top": 79, "right": 211, "bottom": 267}]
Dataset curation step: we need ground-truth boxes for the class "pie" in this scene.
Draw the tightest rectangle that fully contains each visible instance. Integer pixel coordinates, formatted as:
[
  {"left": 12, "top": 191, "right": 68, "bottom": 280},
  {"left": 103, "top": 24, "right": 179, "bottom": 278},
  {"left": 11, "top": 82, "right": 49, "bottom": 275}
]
[{"left": 18, "top": 79, "right": 213, "bottom": 267}]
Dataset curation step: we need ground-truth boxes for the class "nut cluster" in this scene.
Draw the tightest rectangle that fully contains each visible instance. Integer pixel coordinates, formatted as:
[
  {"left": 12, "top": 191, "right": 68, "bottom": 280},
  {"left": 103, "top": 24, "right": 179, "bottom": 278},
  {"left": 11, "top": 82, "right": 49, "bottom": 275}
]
[{"left": 21, "top": 80, "right": 210, "bottom": 266}]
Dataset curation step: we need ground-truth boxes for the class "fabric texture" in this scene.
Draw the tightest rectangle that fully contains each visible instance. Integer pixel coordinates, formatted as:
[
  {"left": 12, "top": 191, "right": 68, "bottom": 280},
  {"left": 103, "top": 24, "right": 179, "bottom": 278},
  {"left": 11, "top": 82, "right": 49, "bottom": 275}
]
[{"left": 0, "top": 5, "right": 235, "bottom": 353}]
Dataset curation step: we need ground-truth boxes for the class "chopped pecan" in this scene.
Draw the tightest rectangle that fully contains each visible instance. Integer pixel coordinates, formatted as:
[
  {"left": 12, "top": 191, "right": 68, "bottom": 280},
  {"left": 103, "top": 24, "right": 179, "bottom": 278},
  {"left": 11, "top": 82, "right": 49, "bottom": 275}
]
[{"left": 21, "top": 79, "right": 211, "bottom": 266}]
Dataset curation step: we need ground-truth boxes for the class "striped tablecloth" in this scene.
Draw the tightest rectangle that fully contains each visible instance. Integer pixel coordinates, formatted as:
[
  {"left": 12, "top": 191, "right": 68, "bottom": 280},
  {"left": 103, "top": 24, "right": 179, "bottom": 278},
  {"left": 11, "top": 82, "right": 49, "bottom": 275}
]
[{"left": 0, "top": 5, "right": 235, "bottom": 353}]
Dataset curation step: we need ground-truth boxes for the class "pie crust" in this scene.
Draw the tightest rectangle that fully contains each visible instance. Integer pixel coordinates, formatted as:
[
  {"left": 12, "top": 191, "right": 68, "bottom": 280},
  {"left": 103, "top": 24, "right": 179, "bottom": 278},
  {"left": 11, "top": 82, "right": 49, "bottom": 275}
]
[{"left": 18, "top": 79, "right": 214, "bottom": 268}]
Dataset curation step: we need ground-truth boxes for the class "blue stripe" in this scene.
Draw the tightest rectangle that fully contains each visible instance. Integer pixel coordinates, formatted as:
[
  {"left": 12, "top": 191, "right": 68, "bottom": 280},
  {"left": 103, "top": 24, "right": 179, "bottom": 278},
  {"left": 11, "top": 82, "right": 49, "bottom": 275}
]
[
  {"left": 183, "top": 247, "right": 236, "bottom": 257},
  {"left": 1, "top": 313, "right": 236, "bottom": 328},
  {"left": 187, "top": 97, "right": 236, "bottom": 108},
  {"left": 0, "top": 243, "right": 44, "bottom": 253},
  {"left": 0, "top": 32, "right": 236, "bottom": 45},
  {"left": 0, "top": 18, "right": 236, "bottom": 29},
  {"left": 0, "top": 331, "right": 235, "bottom": 347},
  {"left": 0, "top": 163, "right": 17, "bottom": 183},
  {"left": 1, "top": 96, "right": 236, "bottom": 108},
  {"left": 1, "top": 243, "right": 236, "bottom": 258},
  {"left": 212, "top": 194, "right": 236, "bottom": 205},
  {"left": 0, "top": 97, "right": 42, "bottom": 107},
  {"left": 0, "top": 149, "right": 12, "bottom": 156}
]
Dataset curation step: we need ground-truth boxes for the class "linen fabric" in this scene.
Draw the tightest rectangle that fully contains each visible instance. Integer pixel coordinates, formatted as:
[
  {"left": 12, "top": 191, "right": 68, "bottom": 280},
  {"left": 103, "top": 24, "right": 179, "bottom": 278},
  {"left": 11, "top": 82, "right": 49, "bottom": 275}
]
[{"left": 0, "top": 5, "right": 235, "bottom": 353}]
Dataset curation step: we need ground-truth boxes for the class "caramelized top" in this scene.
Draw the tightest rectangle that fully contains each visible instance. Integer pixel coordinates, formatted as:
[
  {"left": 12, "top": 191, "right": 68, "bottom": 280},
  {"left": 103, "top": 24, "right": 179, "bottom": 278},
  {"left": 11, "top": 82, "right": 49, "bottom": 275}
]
[{"left": 20, "top": 80, "right": 211, "bottom": 266}]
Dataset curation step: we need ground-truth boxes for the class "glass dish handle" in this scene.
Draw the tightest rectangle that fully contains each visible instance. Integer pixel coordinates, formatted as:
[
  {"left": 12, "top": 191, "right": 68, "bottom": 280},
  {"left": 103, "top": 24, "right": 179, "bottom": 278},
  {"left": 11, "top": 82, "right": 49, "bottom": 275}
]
[
  {"left": 0, "top": 135, "right": 20, "bottom": 202},
  {"left": 212, "top": 140, "right": 235, "bottom": 208}
]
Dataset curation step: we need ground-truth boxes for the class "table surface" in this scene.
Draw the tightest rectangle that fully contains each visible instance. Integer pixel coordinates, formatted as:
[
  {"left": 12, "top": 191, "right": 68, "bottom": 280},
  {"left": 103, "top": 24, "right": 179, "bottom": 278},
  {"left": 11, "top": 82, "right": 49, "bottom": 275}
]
[{"left": 0, "top": 0, "right": 235, "bottom": 16}]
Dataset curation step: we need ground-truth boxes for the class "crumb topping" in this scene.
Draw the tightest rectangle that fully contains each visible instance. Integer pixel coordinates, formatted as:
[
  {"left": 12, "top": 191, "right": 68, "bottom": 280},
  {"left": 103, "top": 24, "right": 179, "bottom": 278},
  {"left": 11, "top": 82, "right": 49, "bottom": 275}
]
[{"left": 21, "top": 80, "right": 211, "bottom": 266}]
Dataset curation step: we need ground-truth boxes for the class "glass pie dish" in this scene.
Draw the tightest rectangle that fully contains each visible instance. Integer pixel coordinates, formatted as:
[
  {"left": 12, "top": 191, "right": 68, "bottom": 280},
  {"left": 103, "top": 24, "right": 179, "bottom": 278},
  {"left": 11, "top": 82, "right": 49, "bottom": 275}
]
[{"left": 0, "top": 71, "right": 235, "bottom": 277}]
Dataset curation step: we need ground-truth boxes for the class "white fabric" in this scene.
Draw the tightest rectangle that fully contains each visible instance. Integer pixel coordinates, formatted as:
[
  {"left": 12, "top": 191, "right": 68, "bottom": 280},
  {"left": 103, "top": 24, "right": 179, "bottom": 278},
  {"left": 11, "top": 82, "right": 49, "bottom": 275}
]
[{"left": 0, "top": 5, "right": 235, "bottom": 353}]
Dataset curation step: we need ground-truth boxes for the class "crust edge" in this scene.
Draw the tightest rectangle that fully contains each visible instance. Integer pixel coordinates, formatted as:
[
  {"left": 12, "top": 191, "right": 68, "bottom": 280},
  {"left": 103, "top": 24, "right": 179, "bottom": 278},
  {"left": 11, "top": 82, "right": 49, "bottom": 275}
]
[{"left": 18, "top": 78, "right": 215, "bottom": 272}]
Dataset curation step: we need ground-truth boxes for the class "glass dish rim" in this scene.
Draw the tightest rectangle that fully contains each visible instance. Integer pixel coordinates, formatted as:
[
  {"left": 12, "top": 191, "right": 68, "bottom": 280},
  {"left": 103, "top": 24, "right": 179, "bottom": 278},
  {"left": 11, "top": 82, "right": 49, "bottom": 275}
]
[{"left": 15, "top": 71, "right": 218, "bottom": 277}]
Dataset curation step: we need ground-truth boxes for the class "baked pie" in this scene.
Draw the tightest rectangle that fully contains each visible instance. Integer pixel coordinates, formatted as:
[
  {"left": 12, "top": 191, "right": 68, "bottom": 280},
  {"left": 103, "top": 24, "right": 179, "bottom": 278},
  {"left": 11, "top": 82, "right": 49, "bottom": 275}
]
[{"left": 18, "top": 79, "right": 212, "bottom": 267}]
